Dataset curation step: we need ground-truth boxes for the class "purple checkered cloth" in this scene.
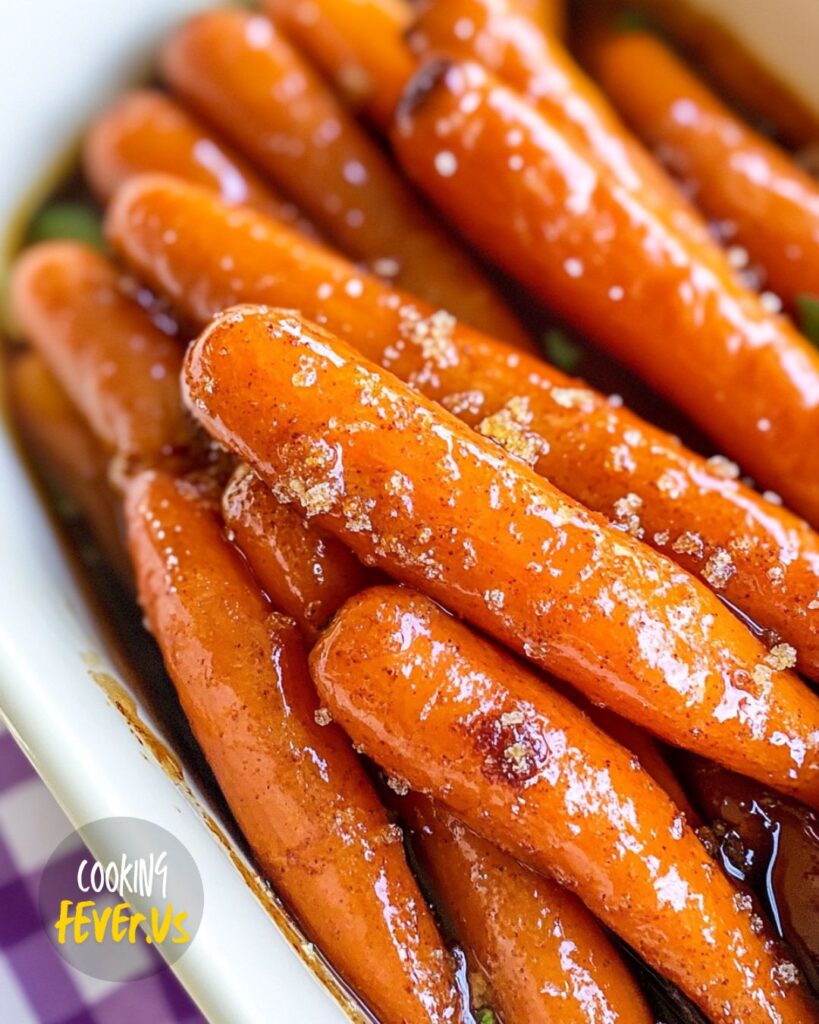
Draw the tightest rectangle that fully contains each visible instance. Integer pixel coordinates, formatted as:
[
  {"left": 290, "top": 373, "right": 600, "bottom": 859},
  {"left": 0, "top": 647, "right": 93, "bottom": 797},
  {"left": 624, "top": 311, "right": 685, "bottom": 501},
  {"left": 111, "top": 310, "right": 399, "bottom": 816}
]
[{"left": 0, "top": 725, "right": 206, "bottom": 1024}]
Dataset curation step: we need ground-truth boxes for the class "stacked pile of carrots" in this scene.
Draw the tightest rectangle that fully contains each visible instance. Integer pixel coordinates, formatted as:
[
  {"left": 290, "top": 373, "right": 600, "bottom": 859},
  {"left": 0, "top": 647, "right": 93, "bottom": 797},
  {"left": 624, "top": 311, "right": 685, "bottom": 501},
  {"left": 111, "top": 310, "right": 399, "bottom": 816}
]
[{"left": 7, "top": 1, "right": 819, "bottom": 1021}]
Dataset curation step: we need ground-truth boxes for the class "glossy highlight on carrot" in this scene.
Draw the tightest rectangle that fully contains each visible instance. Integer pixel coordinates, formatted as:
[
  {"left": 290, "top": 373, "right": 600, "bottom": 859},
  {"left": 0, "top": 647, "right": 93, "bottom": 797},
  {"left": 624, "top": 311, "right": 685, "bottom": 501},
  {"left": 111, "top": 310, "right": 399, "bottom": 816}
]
[
  {"left": 106, "top": 176, "right": 819, "bottom": 681},
  {"left": 391, "top": 60, "right": 819, "bottom": 525},
  {"left": 9, "top": 241, "right": 193, "bottom": 479},
  {"left": 125, "top": 470, "right": 469, "bottom": 1024},
  {"left": 311, "top": 585, "right": 818, "bottom": 1024},
  {"left": 83, "top": 88, "right": 303, "bottom": 226},
  {"left": 587, "top": 30, "right": 819, "bottom": 310},
  {"left": 161, "top": 8, "right": 530, "bottom": 346},
  {"left": 182, "top": 306, "right": 819, "bottom": 805},
  {"left": 400, "top": 793, "right": 652, "bottom": 1023},
  {"left": 222, "top": 463, "right": 372, "bottom": 643}
]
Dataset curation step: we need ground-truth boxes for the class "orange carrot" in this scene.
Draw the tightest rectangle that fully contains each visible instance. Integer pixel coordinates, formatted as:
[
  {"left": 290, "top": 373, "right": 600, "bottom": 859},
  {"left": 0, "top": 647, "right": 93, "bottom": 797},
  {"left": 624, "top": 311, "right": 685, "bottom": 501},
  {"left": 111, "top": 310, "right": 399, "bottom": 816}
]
[
  {"left": 222, "top": 463, "right": 372, "bottom": 643},
  {"left": 511, "top": 0, "right": 565, "bottom": 37},
  {"left": 262, "top": 0, "right": 414, "bottom": 132},
  {"left": 9, "top": 241, "right": 193, "bottom": 481},
  {"left": 400, "top": 793, "right": 652, "bottom": 1023},
  {"left": 83, "top": 88, "right": 306, "bottom": 228},
  {"left": 107, "top": 176, "right": 819, "bottom": 681},
  {"left": 160, "top": 9, "right": 531, "bottom": 347},
  {"left": 311, "top": 584, "right": 818, "bottom": 1024},
  {"left": 183, "top": 305, "right": 819, "bottom": 806},
  {"left": 126, "top": 470, "right": 469, "bottom": 1023},
  {"left": 587, "top": 30, "right": 819, "bottom": 310},
  {"left": 391, "top": 60, "right": 819, "bottom": 525}
]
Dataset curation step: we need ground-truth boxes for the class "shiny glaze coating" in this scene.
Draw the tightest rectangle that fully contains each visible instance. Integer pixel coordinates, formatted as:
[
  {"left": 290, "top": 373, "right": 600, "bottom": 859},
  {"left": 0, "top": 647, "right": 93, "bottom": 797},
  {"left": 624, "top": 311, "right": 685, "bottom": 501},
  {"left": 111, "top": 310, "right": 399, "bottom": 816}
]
[
  {"left": 222, "top": 463, "right": 372, "bottom": 643},
  {"left": 311, "top": 585, "right": 818, "bottom": 1024},
  {"left": 511, "top": 0, "right": 565, "bottom": 37},
  {"left": 160, "top": 8, "right": 530, "bottom": 346},
  {"left": 409, "top": 0, "right": 715, "bottom": 252},
  {"left": 391, "top": 61, "right": 819, "bottom": 524},
  {"left": 106, "top": 176, "right": 819, "bottom": 681},
  {"left": 401, "top": 793, "right": 652, "bottom": 1023},
  {"left": 262, "top": 0, "right": 414, "bottom": 132},
  {"left": 587, "top": 31, "right": 819, "bottom": 310},
  {"left": 8, "top": 351, "right": 128, "bottom": 579},
  {"left": 9, "top": 242, "right": 192, "bottom": 478},
  {"left": 83, "top": 88, "right": 304, "bottom": 227},
  {"left": 125, "top": 470, "right": 468, "bottom": 1024},
  {"left": 182, "top": 306, "right": 819, "bottom": 805}
]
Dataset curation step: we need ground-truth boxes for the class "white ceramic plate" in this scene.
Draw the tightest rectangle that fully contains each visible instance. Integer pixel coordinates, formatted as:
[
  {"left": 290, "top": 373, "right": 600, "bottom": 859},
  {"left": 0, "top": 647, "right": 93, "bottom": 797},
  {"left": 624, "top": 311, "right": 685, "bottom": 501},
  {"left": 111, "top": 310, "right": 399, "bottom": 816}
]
[{"left": 0, "top": 3, "right": 817, "bottom": 1023}]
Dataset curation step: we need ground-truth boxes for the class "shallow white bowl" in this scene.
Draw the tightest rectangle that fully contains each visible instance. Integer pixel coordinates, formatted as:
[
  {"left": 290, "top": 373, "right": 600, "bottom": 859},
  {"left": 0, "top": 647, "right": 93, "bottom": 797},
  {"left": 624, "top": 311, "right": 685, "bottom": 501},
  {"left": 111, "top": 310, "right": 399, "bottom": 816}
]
[{"left": 0, "top": 3, "right": 817, "bottom": 1023}]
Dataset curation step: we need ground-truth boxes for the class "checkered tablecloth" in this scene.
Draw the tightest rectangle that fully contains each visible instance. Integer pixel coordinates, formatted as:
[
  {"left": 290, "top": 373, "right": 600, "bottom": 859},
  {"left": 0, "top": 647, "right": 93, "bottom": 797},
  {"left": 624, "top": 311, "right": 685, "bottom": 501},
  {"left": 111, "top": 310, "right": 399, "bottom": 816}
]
[{"left": 0, "top": 724, "right": 206, "bottom": 1024}]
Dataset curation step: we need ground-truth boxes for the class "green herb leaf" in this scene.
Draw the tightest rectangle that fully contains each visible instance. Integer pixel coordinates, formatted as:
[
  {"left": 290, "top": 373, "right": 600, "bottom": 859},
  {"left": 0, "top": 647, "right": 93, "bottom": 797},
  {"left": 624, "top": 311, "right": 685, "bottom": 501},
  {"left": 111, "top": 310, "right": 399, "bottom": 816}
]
[
  {"left": 796, "top": 294, "right": 819, "bottom": 347},
  {"left": 27, "top": 202, "right": 104, "bottom": 249},
  {"left": 542, "top": 328, "right": 583, "bottom": 374},
  {"left": 477, "top": 1010, "right": 497, "bottom": 1024},
  {"left": 615, "top": 9, "right": 656, "bottom": 31}
]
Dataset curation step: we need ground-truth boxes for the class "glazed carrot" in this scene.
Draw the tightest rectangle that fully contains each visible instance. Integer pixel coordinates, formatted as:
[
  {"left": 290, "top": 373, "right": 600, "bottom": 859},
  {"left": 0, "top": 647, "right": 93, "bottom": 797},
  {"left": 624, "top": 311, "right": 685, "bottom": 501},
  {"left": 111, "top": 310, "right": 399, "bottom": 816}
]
[
  {"left": 83, "top": 89, "right": 306, "bottom": 228},
  {"left": 408, "top": 0, "right": 714, "bottom": 251},
  {"left": 400, "top": 794, "right": 652, "bottom": 1023},
  {"left": 107, "top": 176, "right": 819, "bottom": 681},
  {"left": 160, "top": 9, "right": 531, "bottom": 346},
  {"left": 587, "top": 31, "right": 819, "bottom": 309},
  {"left": 126, "top": 470, "right": 468, "bottom": 1024},
  {"left": 391, "top": 61, "right": 819, "bottom": 525},
  {"left": 512, "top": 0, "right": 565, "bottom": 37},
  {"left": 8, "top": 351, "right": 128, "bottom": 578},
  {"left": 311, "top": 585, "right": 817, "bottom": 1024},
  {"left": 183, "top": 306, "right": 819, "bottom": 805},
  {"left": 262, "top": 0, "right": 414, "bottom": 132},
  {"left": 222, "top": 464, "right": 372, "bottom": 643},
  {"left": 9, "top": 241, "right": 193, "bottom": 480}
]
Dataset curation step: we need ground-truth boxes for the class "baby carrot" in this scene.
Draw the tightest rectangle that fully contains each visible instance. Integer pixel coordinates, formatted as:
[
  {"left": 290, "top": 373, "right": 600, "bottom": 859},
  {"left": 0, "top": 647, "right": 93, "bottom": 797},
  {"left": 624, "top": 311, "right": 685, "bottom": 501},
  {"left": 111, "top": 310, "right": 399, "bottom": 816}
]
[
  {"left": 409, "top": 0, "right": 713, "bottom": 251},
  {"left": 160, "top": 9, "right": 530, "bottom": 346},
  {"left": 8, "top": 351, "right": 128, "bottom": 578},
  {"left": 391, "top": 60, "right": 819, "bottom": 525},
  {"left": 9, "top": 241, "right": 193, "bottom": 481},
  {"left": 222, "top": 464, "right": 372, "bottom": 643},
  {"left": 262, "top": 0, "right": 414, "bottom": 132},
  {"left": 400, "top": 793, "right": 652, "bottom": 1023},
  {"left": 83, "top": 89, "right": 305, "bottom": 228},
  {"left": 311, "top": 585, "right": 818, "bottom": 1024},
  {"left": 126, "top": 470, "right": 469, "bottom": 1024},
  {"left": 107, "top": 176, "right": 819, "bottom": 681},
  {"left": 183, "top": 306, "right": 819, "bottom": 806},
  {"left": 587, "top": 30, "right": 819, "bottom": 310}
]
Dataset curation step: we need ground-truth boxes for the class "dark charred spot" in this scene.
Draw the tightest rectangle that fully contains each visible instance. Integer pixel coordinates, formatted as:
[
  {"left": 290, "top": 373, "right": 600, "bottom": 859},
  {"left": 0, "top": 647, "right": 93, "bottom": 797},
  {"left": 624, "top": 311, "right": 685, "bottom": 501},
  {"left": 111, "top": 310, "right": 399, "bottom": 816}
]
[{"left": 465, "top": 707, "right": 550, "bottom": 788}]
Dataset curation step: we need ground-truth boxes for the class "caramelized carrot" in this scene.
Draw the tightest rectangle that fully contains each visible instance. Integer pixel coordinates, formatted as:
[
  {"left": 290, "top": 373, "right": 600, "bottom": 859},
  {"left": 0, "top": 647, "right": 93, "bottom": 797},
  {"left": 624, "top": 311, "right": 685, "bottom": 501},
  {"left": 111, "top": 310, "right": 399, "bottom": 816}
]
[
  {"left": 391, "top": 61, "right": 819, "bottom": 525},
  {"left": 107, "top": 176, "right": 819, "bottom": 681},
  {"left": 512, "top": 0, "right": 566, "bottom": 37},
  {"left": 8, "top": 351, "right": 128, "bottom": 578},
  {"left": 183, "top": 306, "right": 819, "bottom": 805},
  {"left": 311, "top": 585, "right": 818, "bottom": 1024},
  {"left": 160, "top": 9, "right": 530, "bottom": 346},
  {"left": 83, "top": 89, "right": 305, "bottom": 227},
  {"left": 587, "top": 31, "right": 819, "bottom": 310},
  {"left": 400, "top": 793, "right": 652, "bottom": 1023},
  {"left": 9, "top": 241, "right": 192, "bottom": 480},
  {"left": 222, "top": 463, "right": 372, "bottom": 643},
  {"left": 262, "top": 0, "right": 414, "bottom": 132},
  {"left": 409, "top": 0, "right": 714, "bottom": 251},
  {"left": 126, "top": 470, "right": 468, "bottom": 1024}
]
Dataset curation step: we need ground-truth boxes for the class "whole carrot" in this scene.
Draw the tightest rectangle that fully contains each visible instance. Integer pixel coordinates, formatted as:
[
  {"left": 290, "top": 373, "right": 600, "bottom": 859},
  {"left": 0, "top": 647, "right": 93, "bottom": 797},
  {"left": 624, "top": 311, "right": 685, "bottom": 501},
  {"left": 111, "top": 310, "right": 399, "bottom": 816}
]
[
  {"left": 311, "top": 585, "right": 818, "bottom": 1024},
  {"left": 160, "top": 9, "right": 530, "bottom": 346},
  {"left": 107, "top": 176, "right": 819, "bottom": 681},
  {"left": 263, "top": 0, "right": 414, "bottom": 132},
  {"left": 587, "top": 30, "right": 819, "bottom": 310},
  {"left": 183, "top": 306, "right": 819, "bottom": 805},
  {"left": 83, "top": 89, "right": 306, "bottom": 229},
  {"left": 400, "top": 793, "right": 652, "bottom": 1023},
  {"left": 9, "top": 241, "right": 193, "bottom": 480},
  {"left": 222, "top": 464, "right": 372, "bottom": 643},
  {"left": 126, "top": 470, "right": 469, "bottom": 1024},
  {"left": 391, "top": 60, "right": 819, "bottom": 524}
]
